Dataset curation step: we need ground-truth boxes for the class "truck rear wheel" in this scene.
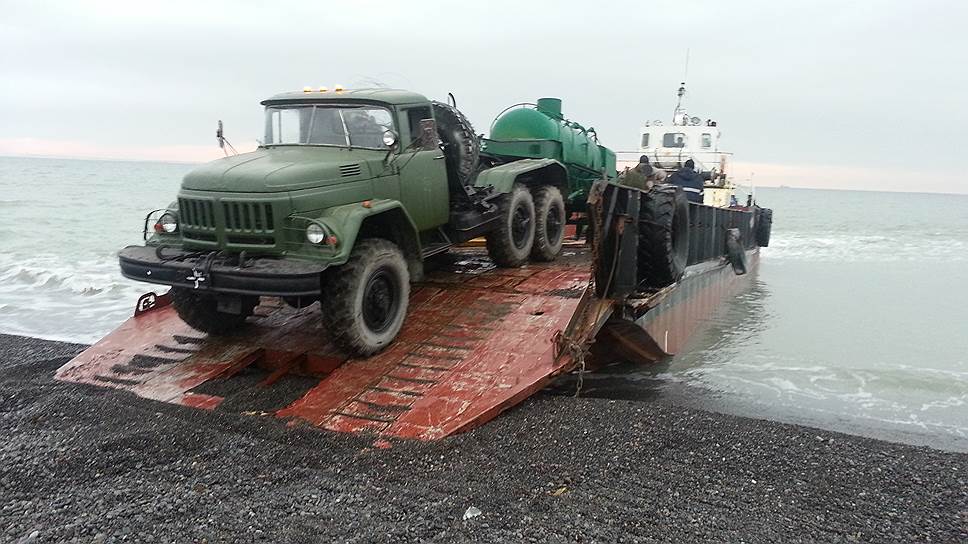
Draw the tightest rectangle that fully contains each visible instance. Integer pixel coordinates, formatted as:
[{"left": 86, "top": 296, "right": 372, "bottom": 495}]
[
  {"left": 169, "top": 288, "right": 257, "bottom": 335},
  {"left": 530, "top": 185, "right": 566, "bottom": 262},
  {"left": 485, "top": 183, "right": 535, "bottom": 267},
  {"left": 323, "top": 239, "right": 410, "bottom": 356}
]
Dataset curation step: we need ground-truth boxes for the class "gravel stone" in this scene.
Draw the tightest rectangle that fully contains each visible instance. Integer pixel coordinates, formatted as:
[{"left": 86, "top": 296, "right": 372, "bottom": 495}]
[{"left": 0, "top": 333, "right": 965, "bottom": 543}]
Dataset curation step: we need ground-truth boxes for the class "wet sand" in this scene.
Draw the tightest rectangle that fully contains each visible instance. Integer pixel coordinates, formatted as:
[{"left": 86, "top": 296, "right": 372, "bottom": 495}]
[{"left": 1, "top": 333, "right": 965, "bottom": 543}]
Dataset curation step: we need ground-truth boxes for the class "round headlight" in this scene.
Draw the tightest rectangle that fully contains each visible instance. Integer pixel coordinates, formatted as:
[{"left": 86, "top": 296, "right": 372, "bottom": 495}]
[
  {"left": 382, "top": 130, "right": 399, "bottom": 148},
  {"left": 306, "top": 223, "right": 327, "bottom": 244},
  {"left": 156, "top": 213, "right": 178, "bottom": 234}
]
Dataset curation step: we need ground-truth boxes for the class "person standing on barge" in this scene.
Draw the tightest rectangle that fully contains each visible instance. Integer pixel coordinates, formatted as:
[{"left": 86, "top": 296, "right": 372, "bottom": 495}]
[{"left": 668, "top": 159, "right": 707, "bottom": 203}]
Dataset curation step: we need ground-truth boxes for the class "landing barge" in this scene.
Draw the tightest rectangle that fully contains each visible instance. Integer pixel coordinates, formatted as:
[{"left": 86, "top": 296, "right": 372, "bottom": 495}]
[{"left": 56, "top": 85, "right": 771, "bottom": 440}]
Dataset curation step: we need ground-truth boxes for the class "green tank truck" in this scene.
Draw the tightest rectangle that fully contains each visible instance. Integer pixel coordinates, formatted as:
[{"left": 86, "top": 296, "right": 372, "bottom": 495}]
[{"left": 120, "top": 88, "right": 616, "bottom": 355}]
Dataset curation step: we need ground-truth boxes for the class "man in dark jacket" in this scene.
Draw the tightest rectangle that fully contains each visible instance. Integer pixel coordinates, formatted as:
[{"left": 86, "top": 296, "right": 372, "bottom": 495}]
[{"left": 667, "top": 159, "right": 706, "bottom": 203}]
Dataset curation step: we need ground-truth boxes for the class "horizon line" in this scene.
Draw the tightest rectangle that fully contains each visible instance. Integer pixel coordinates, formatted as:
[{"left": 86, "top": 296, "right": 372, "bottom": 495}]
[{"left": 1, "top": 152, "right": 966, "bottom": 197}]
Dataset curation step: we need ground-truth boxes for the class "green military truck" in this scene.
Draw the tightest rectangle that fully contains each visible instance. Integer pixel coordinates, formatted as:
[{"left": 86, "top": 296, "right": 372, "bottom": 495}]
[{"left": 120, "top": 88, "right": 616, "bottom": 355}]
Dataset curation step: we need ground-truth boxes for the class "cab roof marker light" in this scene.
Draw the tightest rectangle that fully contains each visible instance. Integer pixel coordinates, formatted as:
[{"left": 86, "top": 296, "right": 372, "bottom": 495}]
[
  {"left": 302, "top": 86, "right": 312, "bottom": 93},
  {"left": 334, "top": 84, "right": 345, "bottom": 92},
  {"left": 319, "top": 86, "right": 328, "bottom": 92}
]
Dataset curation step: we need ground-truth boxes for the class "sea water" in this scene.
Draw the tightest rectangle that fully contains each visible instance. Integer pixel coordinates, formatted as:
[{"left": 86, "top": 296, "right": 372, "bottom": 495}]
[
  {"left": 1, "top": 156, "right": 966, "bottom": 450},
  {"left": 592, "top": 186, "right": 968, "bottom": 451},
  {"left": 0, "top": 156, "right": 191, "bottom": 342}
]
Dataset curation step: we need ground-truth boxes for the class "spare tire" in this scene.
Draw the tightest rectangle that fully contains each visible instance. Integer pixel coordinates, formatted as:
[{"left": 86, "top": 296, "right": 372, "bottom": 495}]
[
  {"left": 637, "top": 185, "right": 690, "bottom": 288},
  {"left": 755, "top": 207, "right": 773, "bottom": 247},
  {"left": 432, "top": 101, "right": 480, "bottom": 188}
]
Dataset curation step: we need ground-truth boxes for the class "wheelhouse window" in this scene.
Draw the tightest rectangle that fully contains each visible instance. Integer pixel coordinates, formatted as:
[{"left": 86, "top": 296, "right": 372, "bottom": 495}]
[
  {"left": 640, "top": 133, "right": 650, "bottom": 148},
  {"left": 662, "top": 133, "right": 687, "bottom": 148},
  {"left": 701, "top": 133, "right": 712, "bottom": 148},
  {"left": 264, "top": 104, "right": 394, "bottom": 149}
]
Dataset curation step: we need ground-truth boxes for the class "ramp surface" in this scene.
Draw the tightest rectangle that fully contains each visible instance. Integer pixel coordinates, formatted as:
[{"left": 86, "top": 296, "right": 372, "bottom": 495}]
[{"left": 56, "top": 247, "right": 594, "bottom": 440}]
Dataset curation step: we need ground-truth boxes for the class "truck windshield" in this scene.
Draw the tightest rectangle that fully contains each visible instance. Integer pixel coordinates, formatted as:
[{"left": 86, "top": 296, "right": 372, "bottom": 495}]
[{"left": 264, "top": 105, "right": 393, "bottom": 149}]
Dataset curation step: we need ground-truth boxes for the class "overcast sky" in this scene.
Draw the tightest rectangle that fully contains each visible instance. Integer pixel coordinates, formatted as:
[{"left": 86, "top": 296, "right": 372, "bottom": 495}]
[{"left": 2, "top": 0, "right": 966, "bottom": 193}]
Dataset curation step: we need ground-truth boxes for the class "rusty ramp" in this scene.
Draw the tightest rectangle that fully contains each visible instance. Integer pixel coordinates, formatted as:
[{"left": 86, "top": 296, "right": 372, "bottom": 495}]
[{"left": 56, "top": 247, "right": 606, "bottom": 440}]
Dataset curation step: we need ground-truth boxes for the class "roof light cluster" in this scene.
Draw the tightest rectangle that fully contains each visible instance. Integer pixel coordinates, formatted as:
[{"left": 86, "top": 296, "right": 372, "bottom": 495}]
[{"left": 302, "top": 85, "right": 345, "bottom": 93}]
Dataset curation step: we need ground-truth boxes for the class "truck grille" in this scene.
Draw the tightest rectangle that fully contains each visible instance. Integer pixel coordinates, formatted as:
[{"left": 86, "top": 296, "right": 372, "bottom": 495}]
[
  {"left": 221, "top": 201, "right": 274, "bottom": 233},
  {"left": 178, "top": 198, "right": 217, "bottom": 230},
  {"left": 178, "top": 197, "right": 277, "bottom": 247}
]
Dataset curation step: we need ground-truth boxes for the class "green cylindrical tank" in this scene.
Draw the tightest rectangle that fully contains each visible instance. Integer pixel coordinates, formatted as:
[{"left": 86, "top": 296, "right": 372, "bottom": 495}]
[{"left": 487, "top": 98, "right": 616, "bottom": 179}]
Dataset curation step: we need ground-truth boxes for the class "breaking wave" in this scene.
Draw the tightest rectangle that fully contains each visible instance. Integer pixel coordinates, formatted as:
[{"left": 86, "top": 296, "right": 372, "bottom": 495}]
[
  {"left": 763, "top": 232, "right": 968, "bottom": 262},
  {"left": 0, "top": 255, "right": 149, "bottom": 343}
]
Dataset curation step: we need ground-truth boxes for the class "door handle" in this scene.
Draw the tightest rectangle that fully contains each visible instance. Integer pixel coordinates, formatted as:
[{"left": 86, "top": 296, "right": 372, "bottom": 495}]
[{"left": 433, "top": 155, "right": 445, "bottom": 160}]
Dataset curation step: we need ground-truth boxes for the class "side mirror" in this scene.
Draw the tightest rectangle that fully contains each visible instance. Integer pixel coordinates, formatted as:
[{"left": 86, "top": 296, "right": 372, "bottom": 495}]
[
  {"left": 216, "top": 120, "right": 225, "bottom": 149},
  {"left": 418, "top": 119, "right": 440, "bottom": 151},
  {"left": 382, "top": 130, "right": 399, "bottom": 149}
]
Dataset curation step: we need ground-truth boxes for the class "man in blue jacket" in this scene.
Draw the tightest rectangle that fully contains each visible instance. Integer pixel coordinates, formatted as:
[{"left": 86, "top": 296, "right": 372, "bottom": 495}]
[{"left": 667, "top": 159, "right": 708, "bottom": 203}]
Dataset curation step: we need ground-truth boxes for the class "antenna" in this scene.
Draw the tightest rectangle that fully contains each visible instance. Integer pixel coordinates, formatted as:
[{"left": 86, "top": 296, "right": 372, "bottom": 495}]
[{"left": 683, "top": 48, "right": 690, "bottom": 82}]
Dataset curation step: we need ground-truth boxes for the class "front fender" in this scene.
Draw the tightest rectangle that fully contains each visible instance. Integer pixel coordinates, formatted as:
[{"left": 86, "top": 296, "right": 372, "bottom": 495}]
[
  {"left": 310, "top": 199, "right": 420, "bottom": 265},
  {"left": 474, "top": 158, "right": 567, "bottom": 193}
]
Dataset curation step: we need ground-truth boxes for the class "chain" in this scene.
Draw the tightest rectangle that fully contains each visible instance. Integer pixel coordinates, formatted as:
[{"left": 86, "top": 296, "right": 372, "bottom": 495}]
[{"left": 553, "top": 329, "right": 591, "bottom": 397}]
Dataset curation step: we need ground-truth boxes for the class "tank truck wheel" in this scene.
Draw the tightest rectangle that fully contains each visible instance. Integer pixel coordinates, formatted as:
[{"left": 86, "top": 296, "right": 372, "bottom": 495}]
[
  {"left": 323, "top": 239, "right": 410, "bottom": 357},
  {"left": 431, "top": 101, "right": 480, "bottom": 187},
  {"left": 637, "top": 185, "right": 690, "bottom": 288},
  {"left": 169, "top": 288, "right": 257, "bottom": 335},
  {"left": 755, "top": 207, "right": 773, "bottom": 247},
  {"left": 530, "top": 185, "right": 566, "bottom": 262},
  {"left": 486, "top": 183, "right": 536, "bottom": 267}
]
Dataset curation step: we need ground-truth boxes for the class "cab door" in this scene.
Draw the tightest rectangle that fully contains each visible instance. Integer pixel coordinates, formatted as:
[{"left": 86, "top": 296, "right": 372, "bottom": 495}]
[{"left": 396, "top": 105, "right": 450, "bottom": 231}]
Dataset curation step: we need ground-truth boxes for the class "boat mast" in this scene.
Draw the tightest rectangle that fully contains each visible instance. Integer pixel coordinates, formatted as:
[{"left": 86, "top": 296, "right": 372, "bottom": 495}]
[
  {"left": 672, "top": 49, "right": 689, "bottom": 126},
  {"left": 673, "top": 82, "right": 687, "bottom": 126}
]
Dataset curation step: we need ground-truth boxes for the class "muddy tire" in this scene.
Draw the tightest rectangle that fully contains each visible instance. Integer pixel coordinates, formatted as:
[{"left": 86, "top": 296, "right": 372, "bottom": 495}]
[
  {"left": 637, "top": 185, "right": 690, "bottom": 288},
  {"left": 530, "top": 185, "right": 566, "bottom": 262},
  {"left": 170, "top": 287, "right": 257, "bottom": 335},
  {"left": 432, "top": 101, "right": 479, "bottom": 187},
  {"left": 486, "top": 183, "right": 535, "bottom": 267},
  {"left": 322, "top": 239, "right": 410, "bottom": 356}
]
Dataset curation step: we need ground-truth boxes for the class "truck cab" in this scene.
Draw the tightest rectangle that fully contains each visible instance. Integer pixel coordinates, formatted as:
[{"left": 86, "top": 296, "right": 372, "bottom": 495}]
[
  {"left": 174, "top": 89, "right": 451, "bottom": 266},
  {"left": 119, "top": 88, "right": 567, "bottom": 356}
]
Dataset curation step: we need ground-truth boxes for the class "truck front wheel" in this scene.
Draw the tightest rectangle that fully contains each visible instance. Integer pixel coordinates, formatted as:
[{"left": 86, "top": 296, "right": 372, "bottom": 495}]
[
  {"left": 323, "top": 239, "right": 410, "bottom": 356},
  {"left": 485, "top": 183, "right": 535, "bottom": 267},
  {"left": 530, "top": 185, "right": 565, "bottom": 262},
  {"left": 169, "top": 288, "right": 257, "bottom": 335}
]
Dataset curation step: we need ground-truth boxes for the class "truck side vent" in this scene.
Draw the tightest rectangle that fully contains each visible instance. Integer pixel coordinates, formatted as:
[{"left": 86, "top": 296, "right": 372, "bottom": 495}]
[{"left": 339, "top": 163, "right": 362, "bottom": 177}]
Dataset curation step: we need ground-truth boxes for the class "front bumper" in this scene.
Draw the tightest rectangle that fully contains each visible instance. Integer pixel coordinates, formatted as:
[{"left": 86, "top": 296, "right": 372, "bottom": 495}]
[{"left": 119, "top": 246, "right": 328, "bottom": 297}]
